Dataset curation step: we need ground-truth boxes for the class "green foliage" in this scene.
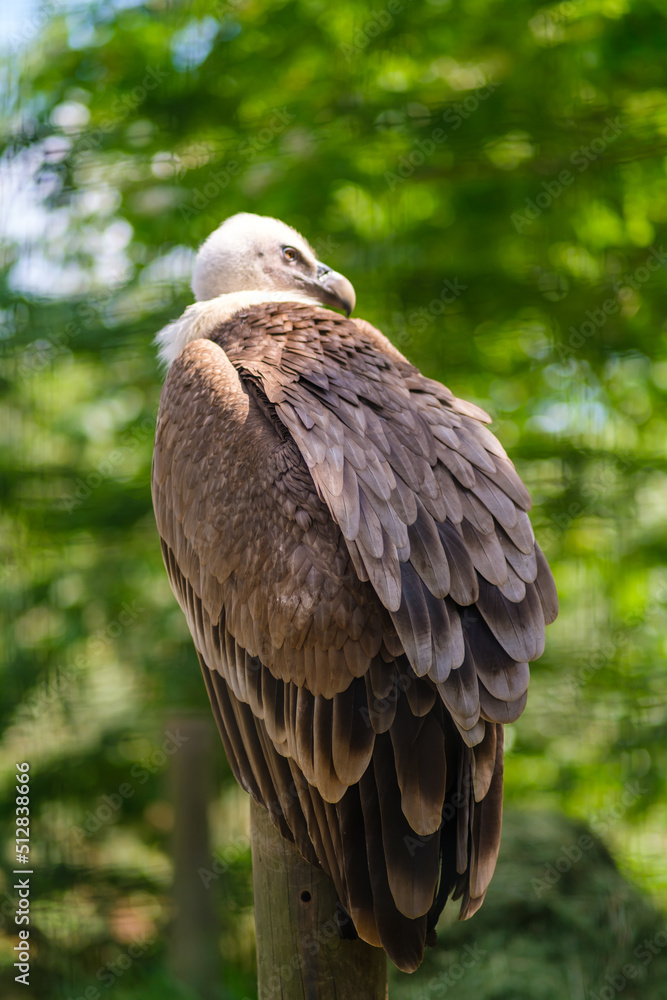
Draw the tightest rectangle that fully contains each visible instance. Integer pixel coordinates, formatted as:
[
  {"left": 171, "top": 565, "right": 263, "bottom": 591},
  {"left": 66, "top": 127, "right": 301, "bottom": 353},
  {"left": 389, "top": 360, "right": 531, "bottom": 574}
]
[{"left": 1, "top": 0, "right": 666, "bottom": 996}]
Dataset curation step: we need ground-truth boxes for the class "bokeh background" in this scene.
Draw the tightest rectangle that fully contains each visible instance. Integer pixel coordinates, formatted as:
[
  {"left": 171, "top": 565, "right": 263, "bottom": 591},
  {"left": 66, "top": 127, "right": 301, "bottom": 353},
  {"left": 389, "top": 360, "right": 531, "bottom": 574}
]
[{"left": 1, "top": 1, "right": 667, "bottom": 997}]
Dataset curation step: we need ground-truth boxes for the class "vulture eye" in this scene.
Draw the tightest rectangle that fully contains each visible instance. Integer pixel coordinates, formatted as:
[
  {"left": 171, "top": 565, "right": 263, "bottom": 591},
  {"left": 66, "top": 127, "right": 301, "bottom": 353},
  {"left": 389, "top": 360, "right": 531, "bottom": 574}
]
[{"left": 282, "top": 246, "right": 299, "bottom": 263}]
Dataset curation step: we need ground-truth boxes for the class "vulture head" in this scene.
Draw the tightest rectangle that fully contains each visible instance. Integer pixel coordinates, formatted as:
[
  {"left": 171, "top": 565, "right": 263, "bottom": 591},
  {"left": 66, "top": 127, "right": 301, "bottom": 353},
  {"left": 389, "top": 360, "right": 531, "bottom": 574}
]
[{"left": 191, "top": 212, "right": 356, "bottom": 315}]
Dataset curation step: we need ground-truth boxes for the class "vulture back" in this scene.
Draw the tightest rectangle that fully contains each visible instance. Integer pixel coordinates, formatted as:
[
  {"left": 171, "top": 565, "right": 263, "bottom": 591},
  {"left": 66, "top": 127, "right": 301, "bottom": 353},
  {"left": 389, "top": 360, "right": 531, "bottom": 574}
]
[{"left": 152, "top": 300, "right": 557, "bottom": 973}]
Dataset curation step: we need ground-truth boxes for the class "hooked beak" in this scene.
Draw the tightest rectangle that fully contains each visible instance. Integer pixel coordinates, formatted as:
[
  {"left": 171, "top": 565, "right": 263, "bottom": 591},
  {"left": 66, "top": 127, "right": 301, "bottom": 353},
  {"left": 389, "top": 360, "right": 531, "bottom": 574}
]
[{"left": 311, "top": 262, "right": 356, "bottom": 317}]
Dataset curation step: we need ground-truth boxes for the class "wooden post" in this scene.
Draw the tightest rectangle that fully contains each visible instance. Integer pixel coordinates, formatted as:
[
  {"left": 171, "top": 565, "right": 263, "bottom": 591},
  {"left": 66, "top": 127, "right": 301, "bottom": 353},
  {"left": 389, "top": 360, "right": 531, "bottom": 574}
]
[{"left": 250, "top": 797, "right": 388, "bottom": 1000}]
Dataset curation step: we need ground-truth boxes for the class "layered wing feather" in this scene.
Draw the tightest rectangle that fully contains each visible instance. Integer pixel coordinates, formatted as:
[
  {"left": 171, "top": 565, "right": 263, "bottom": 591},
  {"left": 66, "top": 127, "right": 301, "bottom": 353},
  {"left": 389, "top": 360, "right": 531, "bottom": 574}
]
[{"left": 205, "top": 304, "right": 556, "bottom": 737}]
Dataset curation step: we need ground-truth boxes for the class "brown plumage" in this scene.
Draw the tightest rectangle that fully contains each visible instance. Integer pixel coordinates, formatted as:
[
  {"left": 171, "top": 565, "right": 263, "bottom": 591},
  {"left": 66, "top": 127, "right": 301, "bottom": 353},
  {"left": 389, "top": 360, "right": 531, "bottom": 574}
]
[{"left": 152, "top": 213, "right": 557, "bottom": 973}]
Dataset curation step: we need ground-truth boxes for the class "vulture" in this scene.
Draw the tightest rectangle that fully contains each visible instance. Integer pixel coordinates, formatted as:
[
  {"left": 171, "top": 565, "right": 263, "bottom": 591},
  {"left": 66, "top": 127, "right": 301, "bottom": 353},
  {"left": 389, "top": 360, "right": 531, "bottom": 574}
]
[{"left": 152, "top": 212, "right": 557, "bottom": 973}]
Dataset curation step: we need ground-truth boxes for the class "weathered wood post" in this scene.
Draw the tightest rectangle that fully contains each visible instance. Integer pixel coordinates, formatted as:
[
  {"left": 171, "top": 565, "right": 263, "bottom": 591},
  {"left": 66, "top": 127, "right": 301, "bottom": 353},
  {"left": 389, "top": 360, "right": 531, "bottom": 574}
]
[{"left": 250, "top": 798, "right": 388, "bottom": 1000}]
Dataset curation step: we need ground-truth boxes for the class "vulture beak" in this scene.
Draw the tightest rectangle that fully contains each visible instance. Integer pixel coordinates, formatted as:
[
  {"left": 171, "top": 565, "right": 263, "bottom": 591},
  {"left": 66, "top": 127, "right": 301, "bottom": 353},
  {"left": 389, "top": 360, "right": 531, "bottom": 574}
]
[{"left": 312, "top": 262, "right": 356, "bottom": 317}]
